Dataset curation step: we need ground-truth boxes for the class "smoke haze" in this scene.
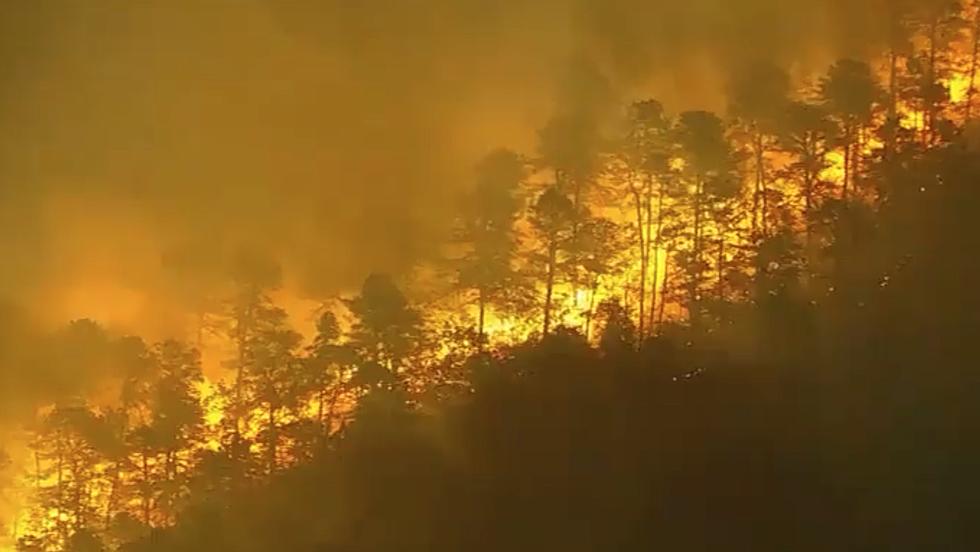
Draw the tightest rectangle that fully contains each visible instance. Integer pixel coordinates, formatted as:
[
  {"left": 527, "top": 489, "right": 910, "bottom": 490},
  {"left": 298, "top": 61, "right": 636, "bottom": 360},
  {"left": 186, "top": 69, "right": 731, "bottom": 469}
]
[{"left": 0, "top": 0, "right": 892, "bottom": 412}]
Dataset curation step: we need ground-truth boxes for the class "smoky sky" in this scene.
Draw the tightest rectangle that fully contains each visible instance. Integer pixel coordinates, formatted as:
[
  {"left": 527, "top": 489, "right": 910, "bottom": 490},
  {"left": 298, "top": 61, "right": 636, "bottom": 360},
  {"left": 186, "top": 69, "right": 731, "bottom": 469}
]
[{"left": 0, "top": 0, "right": 894, "bottom": 341}]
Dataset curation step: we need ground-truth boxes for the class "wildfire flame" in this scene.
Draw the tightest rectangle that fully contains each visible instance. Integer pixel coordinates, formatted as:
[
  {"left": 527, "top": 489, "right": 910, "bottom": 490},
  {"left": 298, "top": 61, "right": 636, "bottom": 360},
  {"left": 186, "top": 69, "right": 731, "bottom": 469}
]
[{"left": 4, "top": 9, "right": 980, "bottom": 549}]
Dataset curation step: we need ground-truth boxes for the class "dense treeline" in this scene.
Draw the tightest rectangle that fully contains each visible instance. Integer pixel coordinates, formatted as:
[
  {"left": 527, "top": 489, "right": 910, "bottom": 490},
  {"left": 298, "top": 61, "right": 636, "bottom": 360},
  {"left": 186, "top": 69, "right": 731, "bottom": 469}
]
[
  {"left": 5, "top": 1, "right": 980, "bottom": 549},
  {"left": 125, "top": 141, "right": 979, "bottom": 552}
]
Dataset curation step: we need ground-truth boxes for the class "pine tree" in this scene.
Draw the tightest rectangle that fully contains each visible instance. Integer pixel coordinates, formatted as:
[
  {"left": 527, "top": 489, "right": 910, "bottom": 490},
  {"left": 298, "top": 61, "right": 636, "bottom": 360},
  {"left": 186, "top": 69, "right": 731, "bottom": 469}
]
[
  {"left": 608, "top": 99, "right": 675, "bottom": 340},
  {"left": 674, "top": 111, "right": 739, "bottom": 324},
  {"left": 457, "top": 149, "right": 524, "bottom": 347},
  {"left": 907, "top": 0, "right": 966, "bottom": 144},
  {"left": 347, "top": 274, "right": 422, "bottom": 387},
  {"left": 241, "top": 307, "right": 302, "bottom": 474},
  {"left": 573, "top": 217, "right": 628, "bottom": 341},
  {"left": 730, "top": 61, "right": 791, "bottom": 237},
  {"left": 778, "top": 101, "right": 837, "bottom": 250},
  {"left": 530, "top": 187, "right": 576, "bottom": 336},
  {"left": 27, "top": 404, "right": 104, "bottom": 550},
  {"left": 301, "top": 311, "right": 354, "bottom": 442},
  {"left": 820, "top": 59, "right": 881, "bottom": 198}
]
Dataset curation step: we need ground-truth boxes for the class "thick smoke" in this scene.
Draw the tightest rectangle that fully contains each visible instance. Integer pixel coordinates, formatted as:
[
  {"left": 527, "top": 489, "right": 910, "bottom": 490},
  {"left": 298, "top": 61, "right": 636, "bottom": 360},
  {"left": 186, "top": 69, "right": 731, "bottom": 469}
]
[
  {"left": 0, "top": 0, "right": 910, "bottom": 536},
  {"left": 0, "top": 0, "right": 891, "bottom": 409}
]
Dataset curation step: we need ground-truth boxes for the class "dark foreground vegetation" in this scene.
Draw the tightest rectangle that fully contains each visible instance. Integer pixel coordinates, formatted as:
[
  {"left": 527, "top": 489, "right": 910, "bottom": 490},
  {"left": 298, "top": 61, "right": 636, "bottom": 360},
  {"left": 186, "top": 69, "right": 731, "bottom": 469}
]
[{"left": 120, "top": 144, "right": 979, "bottom": 551}]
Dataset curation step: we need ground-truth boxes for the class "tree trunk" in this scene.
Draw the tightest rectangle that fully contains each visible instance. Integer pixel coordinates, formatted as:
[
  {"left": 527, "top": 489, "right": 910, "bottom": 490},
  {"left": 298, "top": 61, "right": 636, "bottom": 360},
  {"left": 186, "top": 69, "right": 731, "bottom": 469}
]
[
  {"left": 648, "top": 178, "right": 667, "bottom": 335},
  {"left": 56, "top": 439, "right": 66, "bottom": 544},
  {"left": 584, "top": 276, "right": 600, "bottom": 341},
  {"left": 855, "top": 128, "right": 864, "bottom": 192},
  {"left": 267, "top": 402, "right": 277, "bottom": 474},
  {"left": 643, "top": 176, "right": 655, "bottom": 338},
  {"left": 543, "top": 237, "right": 558, "bottom": 336},
  {"left": 163, "top": 450, "right": 176, "bottom": 525},
  {"left": 71, "top": 456, "right": 82, "bottom": 531},
  {"left": 105, "top": 462, "right": 119, "bottom": 528},
  {"left": 233, "top": 293, "right": 255, "bottom": 445},
  {"left": 327, "top": 385, "right": 342, "bottom": 435},
  {"left": 142, "top": 451, "right": 151, "bottom": 527},
  {"left": 804, "top": 158, "right": 814, "bottom": 248},
  {"left": 658, "top": 253, "right": 671, "bottom": 327},
  {"left": 717, "top": 237, "right": 725, "bottom": 299},
  {"left": 842, "top": 127, "right": 852, "bottom": 200},
  {"left": 754, "top": 131, "right": 768, "bottom": 236},
  {"left": 968, "top": 6, "right": 980, "bottom": 121},
  {"left": 887, "top": 47, "right": 899, "bottom": 159},
  {"left": 629, "top": 179, "right": 647, "bottom": 341},
  {"left": 691, "top": 176, "right": 703, "bottom": 321},
  {"left": 570, "top": 173, "right": 585, "bottom": 305},
  {"left": 318, "top": 386, "right": 326, "bottom": 429},
  {"left": 927, "top": 18, "right": 939, "bottom": 145},
  {"left": 477, "top": 286, "right": 487, "bottom": 350}
]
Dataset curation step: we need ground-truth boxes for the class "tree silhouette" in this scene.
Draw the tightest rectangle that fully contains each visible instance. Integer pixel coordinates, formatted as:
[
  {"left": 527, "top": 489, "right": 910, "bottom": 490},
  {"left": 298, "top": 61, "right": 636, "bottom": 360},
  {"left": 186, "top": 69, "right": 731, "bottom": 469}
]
[
  {"left": 224, "top": 248, "right": 284, "bottom": 453},
  {"left": 820, "top": 59, "right": 881, "bottom": 198},
  {"left": 730, "top": 61, "right": 791, "bottom": 236},
  {"left": 146, "top": 341, "right": 204, "bottom": 515},
  {"left": 609, "top": 99, "right": 676, "bottom": 340},
  {"left": 963, "top": 0, "right": 980, "bottom": 121},
  {"left": 530, "top": 186, "right": 576, "bottom": 336},
  {"left": 240, "top": 305, "right": 302, "bottom": 474},
  {"left": 882, "top": 0, "right": 918, "bottom": 157},
  {"left": 595, "top": 300, "right": 637, "bottom": 358},
  {"left": 300, "top": 310, "right": 353, "bottom": 441},
  {"left": 908, "top": 0, "right": 966, "bottom": 144},
  {"left": 537, "top": 113, "right": 599, "bottom": 217},
  {"left": 347, "top": 274, "right": 422, "bottom": 385},
  {"left": 27, "top": 404, "right": 104, "bottom": 550},
  {"left": 457, "top": 149, "right": 524, "bottom": 347},
  {"left": 674, "top": 110, "right": 738, "bottom": 323},
  {"left": 778, "top": 101, "right": 836, "bottom": 249},
  {"left": 572, "top": 217, "right": 628, "bottom": 340}
]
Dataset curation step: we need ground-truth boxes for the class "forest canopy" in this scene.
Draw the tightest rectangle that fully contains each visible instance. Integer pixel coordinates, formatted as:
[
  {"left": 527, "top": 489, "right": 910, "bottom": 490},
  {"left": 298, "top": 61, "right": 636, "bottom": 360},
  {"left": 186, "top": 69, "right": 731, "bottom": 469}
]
[{"left": 2, "top": 0, "right": 980, "bottom": 550}]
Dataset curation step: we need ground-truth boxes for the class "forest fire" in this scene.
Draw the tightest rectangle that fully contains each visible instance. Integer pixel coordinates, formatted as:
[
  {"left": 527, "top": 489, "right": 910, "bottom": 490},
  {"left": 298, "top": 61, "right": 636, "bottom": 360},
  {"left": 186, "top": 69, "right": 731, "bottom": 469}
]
[{"left": 2, "top": 1, "right": 980, "bottom": 550}]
